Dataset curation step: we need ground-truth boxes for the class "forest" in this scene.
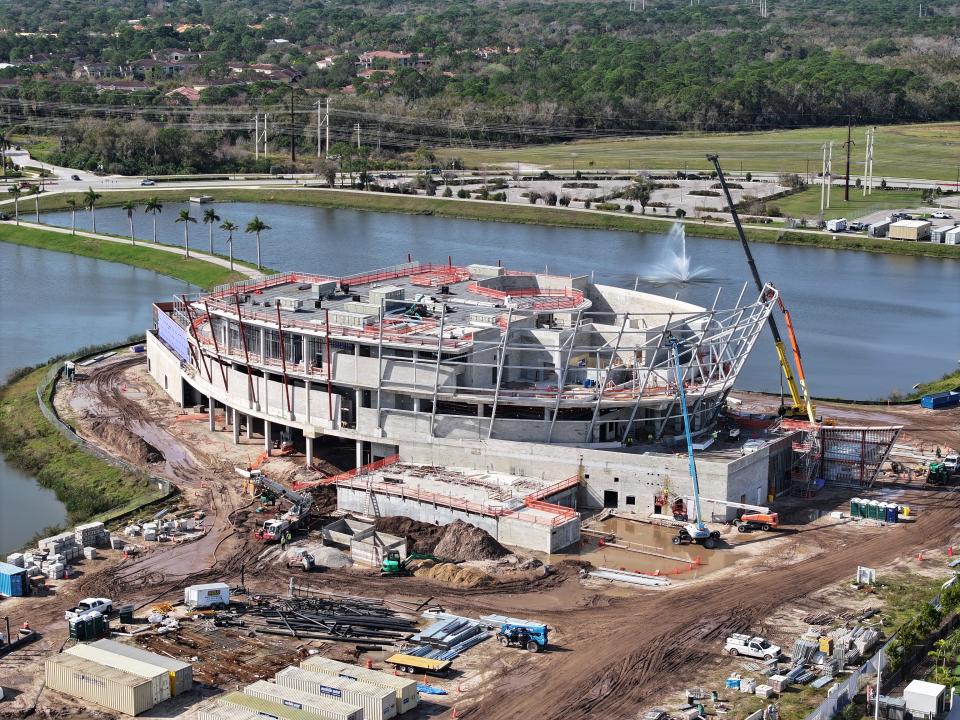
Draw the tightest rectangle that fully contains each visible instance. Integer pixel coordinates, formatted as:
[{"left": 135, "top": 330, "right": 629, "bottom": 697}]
[{"left": 0, "top": 0, "right": 957, "bottom": 167}]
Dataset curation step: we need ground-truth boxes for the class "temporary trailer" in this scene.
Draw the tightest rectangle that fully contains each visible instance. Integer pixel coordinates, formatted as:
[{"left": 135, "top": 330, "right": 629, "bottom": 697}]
[
  {"left": 301, "top": 655, "right": 420, "bottom": 714},
  {"left": 276, "top": 666, "right": 398, "bottom": 720},
  {"left": 244, "top": 679, "right": 364, "bottom": 720},
  {"left": 45, "top": 654, "right": 155, "bottom": 716},
  {"left": 931, "top": 225, "right": 957, "bottom": 243},
  {"left": 0, "top": 561, "right": 29, "bottom": 597},
  {"left": 944, "top": 227, "right": 960, "bottom": 245},
  {"left": 183, "top": 582, "right": 230, "bottom": 609},
  {"left": 90, "top": 638, "right": 193, "bottom": 695},
  {"left": 888, "top": 220, "right": 932, "bottom": 242},
  {"left": 215, "top": 691, "right": 340, "bottom": 720},
  {"left": 66, "top": 643, "right": 171, "bottom": 705},
  {"left": 868, "top": 220, "right": 890, "bottom": 237}
]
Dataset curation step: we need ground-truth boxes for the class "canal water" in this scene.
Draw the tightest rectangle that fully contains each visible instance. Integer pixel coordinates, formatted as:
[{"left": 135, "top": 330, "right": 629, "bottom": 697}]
[
  {"left": 0, "top": 242, "right": 190, "bottom": 554},
  {"left": 44, "top": 201, "right": 960, "bottom": 400}
]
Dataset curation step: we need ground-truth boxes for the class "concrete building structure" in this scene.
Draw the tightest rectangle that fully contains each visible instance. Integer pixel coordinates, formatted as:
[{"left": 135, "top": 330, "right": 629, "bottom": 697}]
[{"left": 146, "top": 261, "right": 790, "bottom": 546}]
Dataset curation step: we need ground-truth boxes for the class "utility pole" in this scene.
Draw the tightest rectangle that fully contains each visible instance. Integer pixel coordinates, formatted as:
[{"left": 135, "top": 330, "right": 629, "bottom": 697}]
[
  {"left": 819, "top": 142, "right": 827, "bottom": 220},
  {"left": 289, "top": 87, "right": 296, "bottom": 163},
  {"left": 826, "top": 141, "right": 833, "bottom": 209},
  {"left": 316, "top": 98, "right": 330, "bottom": 158},
  {"left": 863, "top": 127, "right": 872, "bottom": 196},
  {"left": 254, "top": 114, "right": 259, "bottom": 160},
  {"left": 355, "top": 122, "right": 361, "bottom": 150},
  {"left": 843, "top": 116, "right": 854, "bottom": 202}
]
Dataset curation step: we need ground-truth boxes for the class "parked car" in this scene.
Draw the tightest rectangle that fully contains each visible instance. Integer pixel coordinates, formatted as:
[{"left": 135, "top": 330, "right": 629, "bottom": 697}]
[
  {"left": 70, "top": 174, "right": 80, "bottom": 181},
  {"left": 847, "top": 221, "right": 865, "bottom": 231},
  {"left": 140, "top": 178, "right": 156, "bottom": 186},
  {"left": 932, "top": 211, "right": 953, "bottom": 219},
  {"left": 0, "top": 212, "right": 10, "bottom": 221},
  {"left": 643, "top": 710, "right": 669, "bottom": 720}
]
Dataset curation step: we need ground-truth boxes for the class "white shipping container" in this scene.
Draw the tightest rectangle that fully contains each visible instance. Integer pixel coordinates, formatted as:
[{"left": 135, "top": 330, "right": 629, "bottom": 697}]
[
  {"left": 302, "top": 655, "right": 420, "bottom": 713},
  {"left": 276, "top": 666, "right": 397, "bottom": 720},
  {"left": 218, "top": 691, "right": 346, "bottom": 720},
  {"left": 245, "top": 679, "right": 363, "bottom": 720},
  {"left": 90, "top": 639, "right": 193, "bottom": 695},
  {"left": 183, "top": 582, "right": 230, "bottom": 608},
  {"left": 67, "top": 644, "right": 171, "bottom": 704},
  {"left": 45, "top": 654, "right": 155, "bottom": 716}
]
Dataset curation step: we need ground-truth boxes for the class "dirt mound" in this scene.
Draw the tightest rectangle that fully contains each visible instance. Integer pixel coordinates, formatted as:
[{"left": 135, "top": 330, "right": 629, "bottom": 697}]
[
  {"left": 374, "top": 516, "right": 447, "bottom": 554},
  {"left": 432, "top": 520, "right": 509, "bottom": 562},
  {"left": 416, "top": 561, "right": 491, "bottom": 588},
  {"left": 88, "top": 418, "right": 164, "bottom": 464}
]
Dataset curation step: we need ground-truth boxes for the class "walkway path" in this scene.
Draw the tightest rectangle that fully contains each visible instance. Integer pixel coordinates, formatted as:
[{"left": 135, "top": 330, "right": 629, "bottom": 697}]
[{"left": 6, "top": 220, "right": 265, "bottom": 280}]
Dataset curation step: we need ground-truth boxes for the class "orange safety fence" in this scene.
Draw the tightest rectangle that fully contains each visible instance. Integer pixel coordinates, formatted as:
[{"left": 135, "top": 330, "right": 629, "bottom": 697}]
[{"left": 293, "top": 454, "right": 401, "bottom": 489}]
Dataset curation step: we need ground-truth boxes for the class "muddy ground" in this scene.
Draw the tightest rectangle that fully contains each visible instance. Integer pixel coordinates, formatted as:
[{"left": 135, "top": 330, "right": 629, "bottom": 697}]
[{"left": 2, "top": 353, "right": 958, "bottom": 719}]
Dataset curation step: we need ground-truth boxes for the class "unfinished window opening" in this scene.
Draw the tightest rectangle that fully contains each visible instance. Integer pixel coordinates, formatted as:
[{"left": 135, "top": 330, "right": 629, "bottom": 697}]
[
  {"left": 625, "top": 495, "right": 636, "bottom": 505},
  {"left": 603, "top": 490, "right": 618, "bottom": 508}
]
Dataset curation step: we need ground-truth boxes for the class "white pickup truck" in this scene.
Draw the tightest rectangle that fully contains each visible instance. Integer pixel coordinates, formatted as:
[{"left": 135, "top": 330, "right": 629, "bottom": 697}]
[
  {"left": 64, "top": 597, "right": 112, "bottom": 621},
  {"left": 724, "top": 634, "right": 781, "bottom": 660}
]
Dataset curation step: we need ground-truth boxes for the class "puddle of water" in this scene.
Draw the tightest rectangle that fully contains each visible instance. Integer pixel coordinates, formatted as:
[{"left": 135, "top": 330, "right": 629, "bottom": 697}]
[{"left": 552, "top": 516, "right": 739, "bottom": 580}]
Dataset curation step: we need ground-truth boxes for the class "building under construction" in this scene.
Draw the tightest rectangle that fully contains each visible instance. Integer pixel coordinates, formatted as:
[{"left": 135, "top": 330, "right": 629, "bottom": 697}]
[{"left": 145, "top": 260, "right": 888, "bottom": 548}]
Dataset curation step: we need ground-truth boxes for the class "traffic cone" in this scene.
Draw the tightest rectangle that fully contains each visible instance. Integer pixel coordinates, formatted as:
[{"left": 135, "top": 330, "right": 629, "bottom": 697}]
[
  {"left": 451, "top": 708, "right": 459, "bottom": 719},
  {"left": 917, "top": 551, "right": 924, "bottom": 562},
  {"left": 457, "top": 683, "right": 463, "bottom": 694},
  {"left": 366, "top": 659, "right": 373, "bottom": 669},
  {"left": 949, "top": 547, "right": 954, "bottom": 557}
]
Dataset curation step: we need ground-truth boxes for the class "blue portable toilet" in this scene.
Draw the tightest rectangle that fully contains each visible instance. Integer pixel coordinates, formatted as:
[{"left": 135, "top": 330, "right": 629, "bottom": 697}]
[{"left": 884, "top": 503, "right": 898, "bottom": 523}]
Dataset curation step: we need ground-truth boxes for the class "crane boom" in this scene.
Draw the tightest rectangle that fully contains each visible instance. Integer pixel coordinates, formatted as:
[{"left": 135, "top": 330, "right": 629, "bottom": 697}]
[{"left": 707, "top": 154, "right": 815, "bottom": 423}]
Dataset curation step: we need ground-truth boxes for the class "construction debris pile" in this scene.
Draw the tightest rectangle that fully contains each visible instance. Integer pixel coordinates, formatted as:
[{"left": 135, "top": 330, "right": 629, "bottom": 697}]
[
  {"left": 233, "top": 593, "right": 421, "bottom": 647},
  {"left": 124, "top": 509, "right": 205, "bottom": 543}
]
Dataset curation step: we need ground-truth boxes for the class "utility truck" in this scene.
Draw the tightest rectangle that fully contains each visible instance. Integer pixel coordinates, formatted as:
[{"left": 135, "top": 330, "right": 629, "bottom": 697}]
[{"left": 253, "top": 476, "right": 312, "bottom": 542}]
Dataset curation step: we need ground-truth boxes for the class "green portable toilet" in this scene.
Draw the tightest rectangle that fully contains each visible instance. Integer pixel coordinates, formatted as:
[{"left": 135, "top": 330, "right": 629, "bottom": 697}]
[
  {"left": 850, "top": 498, "right": 861, "bottom": 518},
  {"left": 869, "top": 500, "right": 881, "bottom": 520}
]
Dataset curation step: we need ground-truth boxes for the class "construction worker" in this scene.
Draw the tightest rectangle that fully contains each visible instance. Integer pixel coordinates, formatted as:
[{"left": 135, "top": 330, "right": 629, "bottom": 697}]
[
  {"left": 284, "top": 530, "right": 292, "bottom": 546},
  {"left": 280, "top": 534, "right": 287, "bottom": 551}
]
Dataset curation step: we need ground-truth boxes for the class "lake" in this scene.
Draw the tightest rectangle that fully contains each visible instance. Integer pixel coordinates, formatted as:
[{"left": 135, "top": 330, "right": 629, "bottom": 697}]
[
  {"left": 44, "top": 201, "right": 960, "bottom": 400},
  {"left": 0, "top": 242, "right": 190, "bottom": 554}
]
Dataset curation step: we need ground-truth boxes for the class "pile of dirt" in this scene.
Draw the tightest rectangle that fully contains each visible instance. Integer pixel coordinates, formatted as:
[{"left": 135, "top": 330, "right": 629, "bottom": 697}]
[
  {"left": 88, "top": 418, "right": 164, "bottom": 464},
  {"left": 432, "top": 520, "right": 510, "bottom": 562},
  {"left": 374, "top": 516, "right": 447, "bottom": 554},
  {"left": 414, "top": 561, "right": 492, "bottom": 588}
]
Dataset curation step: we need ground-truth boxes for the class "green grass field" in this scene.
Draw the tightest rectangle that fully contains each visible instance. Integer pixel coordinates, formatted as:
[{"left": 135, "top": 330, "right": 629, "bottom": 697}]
[
  {"left": 444, "top": 122, "right": 960, "bottom": 182},
  {"left": 0, "top": 224, "right": 245, "bottom": 289},
  {"left": 775, "top": 187, "right": 927, "bottom": 220}
]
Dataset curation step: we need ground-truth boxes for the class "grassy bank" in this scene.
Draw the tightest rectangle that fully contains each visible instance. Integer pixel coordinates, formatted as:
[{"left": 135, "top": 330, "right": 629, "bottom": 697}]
[
  {"left": 445, "top": 122, "right": 960, "bottom": 182},
  {"left": 908, "top": 370, "right": 960, "bottom": 400},
  {"left": 33, "top": 187, "right": 960, "bottom": 260},
  {"left": 0, "top": 363, "right": 160, "bottom": 532},
  {"left": 0, "top": 223, "right": 246, "bottom": 289}
]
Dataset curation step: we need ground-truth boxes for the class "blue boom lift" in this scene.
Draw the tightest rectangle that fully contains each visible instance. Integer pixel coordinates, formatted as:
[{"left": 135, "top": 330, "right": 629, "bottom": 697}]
[
  {"left": 667, "top": 335, "right": 722, "bottom": 550},
  {"left": 484, "top": 614, "right": 549, "bottom": 653}
]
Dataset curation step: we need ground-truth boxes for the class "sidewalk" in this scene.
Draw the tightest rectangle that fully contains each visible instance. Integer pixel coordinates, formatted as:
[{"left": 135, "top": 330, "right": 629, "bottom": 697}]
[{"left": 6, "top": 220, "right": 265, "bottom": 280}]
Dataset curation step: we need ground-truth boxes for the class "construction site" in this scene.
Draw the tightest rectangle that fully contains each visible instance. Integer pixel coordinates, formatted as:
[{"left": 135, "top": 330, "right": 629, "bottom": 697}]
[{"left": 1, "top": 163, "right": 959, "bottom": 720}]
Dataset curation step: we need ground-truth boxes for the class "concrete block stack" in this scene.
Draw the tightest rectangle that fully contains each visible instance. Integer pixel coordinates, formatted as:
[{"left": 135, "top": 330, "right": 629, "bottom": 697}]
[
  {"left": 75, "top": 522, "right": 109, "bottom": 548},
  {"left": 39, "top": 531, "right": 81, "bottom": 561},
  {"left": 5, "top": 552, "right": 25, "bottom": 567}
]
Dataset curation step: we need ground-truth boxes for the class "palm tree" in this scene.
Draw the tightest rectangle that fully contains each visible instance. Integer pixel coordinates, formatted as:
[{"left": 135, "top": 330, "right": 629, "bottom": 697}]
[
  {"left": 245, "top": 215, "right": 271, "bottom": 270},
  {"left": 83, "top": 187, "right": 102, "bottom": 232},
  {"left": 144, "top": 197, "right": 163, "bottom": 244},
  {"left": 175, "top": 209, "right": 197, "bottom": 257},
  {"left": 202, "top": 207, "right": 220, "bottom": 255},
  {"left": 220, "top": 220, "right": 238, "bottom": 271},
  {"left": 29, "top": 184, "right": 41, "bottom": 223},
  {"left": 65, "top": 198, "right": 78, "bottom": 235},
  {"left": 8, "top": 185, "right": 21, "bottom": 225},
  {"left": 121, "top": 200, "right": 137, "bottom": 245}
]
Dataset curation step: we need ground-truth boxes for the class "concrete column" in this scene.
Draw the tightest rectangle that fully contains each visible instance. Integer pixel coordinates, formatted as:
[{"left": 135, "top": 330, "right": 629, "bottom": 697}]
[
  {"left": 477, "top": 403, "right": 484, "bottom": 418},
  {"left": 414, "top": 398, "right": 422, "bottom": 413},
  {"left": 259, "top": 327, "right": 266, "bottom": 363},
  {"left": 245, "top": 413, "right": 253, "bottom": 439},
  {"left": 208, "top": 399, "right": 216, "bottom": 431},
  {"left": 302, "top": 335, "right": 309, "bottom": 373},
  {"left": 232, "top": 409, "right": 240, "bottom": 445},
  {"left": 355, "top": 440, "right": 363, "bottom": 468},
  {"left": 264, "top": 420, "right": 271, "bottom": 455},
  {"left": 544, "top": 407, "right": 551, "bottom": 421},
  {"left": 306, "top": 436, "right": 314, "bottom": 467},
  {"left": 305, "top": 382, "right": 312, "bottom": 424}
]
